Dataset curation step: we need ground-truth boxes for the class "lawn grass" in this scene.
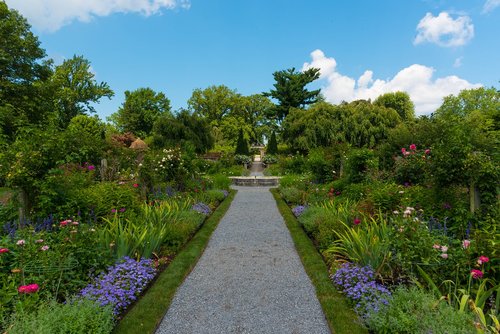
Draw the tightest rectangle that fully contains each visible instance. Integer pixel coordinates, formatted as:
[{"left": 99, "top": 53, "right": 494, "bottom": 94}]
[
  {"left": 114, "top": 190, "right": 236, "bottom": 334},
  {"left": 271, "top": 188, "right": 368, "bottom": 334}
]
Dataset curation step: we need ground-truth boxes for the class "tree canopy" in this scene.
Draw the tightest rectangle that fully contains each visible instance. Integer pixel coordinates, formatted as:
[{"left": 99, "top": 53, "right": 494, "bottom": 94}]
[
  {"left": 263, "top": 67, "right": 321, "bottom": 121},
  {"left": 110, "top": 87, "right": 171, "bottom": 138}
]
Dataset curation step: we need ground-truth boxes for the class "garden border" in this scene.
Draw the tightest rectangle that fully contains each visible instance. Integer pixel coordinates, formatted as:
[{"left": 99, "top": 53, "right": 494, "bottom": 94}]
[
  {"left": 270, "top": 188, "right": 368, "bottom": 334},
  {"left": 113, "top": 189, "right": 237, "bottom": 334}
]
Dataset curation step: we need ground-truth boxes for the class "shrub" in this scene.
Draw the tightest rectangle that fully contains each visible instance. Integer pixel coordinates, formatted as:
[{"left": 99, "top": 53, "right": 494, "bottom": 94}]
[
  {"left": 367, "top": 181, "right": 402, "bottom": 212},
  {"left": 306, "top": 148, "right": 334, "bottom": 183},
  {"left": 208, "top": 174, "right": 231, "bottom": 189},
  {"left": 8, "top": 298, "right": 114, "bottom": 334},
  {"left": 80, "top": 257, "right": 157, "bottom": 316},
  {"left": 234, "top": 155, "right": 251, "bottom": 165},
  {"left": 279, "top": 186, "right": 303, "bottom": 205},
  {"left": 262, "top": 154, "right": 278, "bottom": 165},
  {"left": 299, "top": 206, "right": 349, "bottom": 251},
  {"left": 344, "top": 148, "right": 378, "bottom": 184},
  {"left": 364, "top": 286, "right": 475, "bottom": 334},
  {"left": 80, "top": 182, "right": 141, "bottom": 220},
  {"left": 331, "top": 263, "right": 391, "bottom": 316}
]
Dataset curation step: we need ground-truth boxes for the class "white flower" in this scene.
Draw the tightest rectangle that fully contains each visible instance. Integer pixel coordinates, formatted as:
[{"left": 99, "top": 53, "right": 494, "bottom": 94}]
[{"left": 441, "top": 245, "right": 448, "bottom": 252}]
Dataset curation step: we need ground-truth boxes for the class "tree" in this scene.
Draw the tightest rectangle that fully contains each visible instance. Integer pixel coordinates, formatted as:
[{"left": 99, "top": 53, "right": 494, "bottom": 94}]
[
  {"left": 188, "top": 85, "right": 239, "bottom": 124},
  {"left": 51, "top": 55, "right": 114, "bottom": 128},
  {"left": 152, "top": 110, "right": 214, "bottom": 153},
  {"left": 267, "top": 131, "right": 278, "bottom": 154},
  {"left": 110, "top": 87, "right": 171, "bottom": 138},
  {"left": 235, "top": 128, "right": 249, "bottom": 155},
  {"left": 263, "top": 67, "right": 321, "bottom": 121},
  {"left": 0, "top": 1, "right": 53, "bottom": 139},
  {"left": 374, "top": 91, "right": 415, "bottom": 121}
]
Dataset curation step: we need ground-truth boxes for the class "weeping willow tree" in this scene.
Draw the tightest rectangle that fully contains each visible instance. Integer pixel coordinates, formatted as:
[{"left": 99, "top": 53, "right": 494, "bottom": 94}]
[{"left": 282, "top": 101, "right": 402, "bottom": 152}]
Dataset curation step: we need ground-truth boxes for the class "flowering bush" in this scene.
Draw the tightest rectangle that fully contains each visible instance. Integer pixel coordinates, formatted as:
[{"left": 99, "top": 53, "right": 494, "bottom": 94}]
[
  {"left": 192, "top": 202, "right": 212, "bottom": 216},
  {"left": 331, "top": 263, "right": 391, "bottom": 316},
  {"left": 80, "top": 257, "right": 156, "bottom": 316},
  {"left": 291, "top": 205, "right": 308, "bottom": 217},
  {"left": 394, "top": 145, "right": 431, "bottom": 186}
]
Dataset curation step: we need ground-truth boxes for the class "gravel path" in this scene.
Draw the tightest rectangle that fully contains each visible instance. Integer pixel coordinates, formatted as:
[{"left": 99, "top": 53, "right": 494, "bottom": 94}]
[{"left": 156, "top": 186, "right": 330, "bottom": 334}]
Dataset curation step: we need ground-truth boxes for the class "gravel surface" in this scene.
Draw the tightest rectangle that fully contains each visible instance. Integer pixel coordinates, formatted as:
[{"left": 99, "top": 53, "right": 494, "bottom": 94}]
[{"left": 156, "top": 186, "right": 330, "bottom": 334}]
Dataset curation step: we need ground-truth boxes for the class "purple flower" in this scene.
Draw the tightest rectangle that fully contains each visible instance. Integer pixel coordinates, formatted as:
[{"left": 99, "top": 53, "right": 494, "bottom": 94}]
[
  {"left": 292, "top": 205, "right": 308, "bottom": 217},
  {"left": 192, "top": 202, "right": 212, "bottom": 216},
  {"left": 80, "top": 257, "right": 157, "bottom": 316}
]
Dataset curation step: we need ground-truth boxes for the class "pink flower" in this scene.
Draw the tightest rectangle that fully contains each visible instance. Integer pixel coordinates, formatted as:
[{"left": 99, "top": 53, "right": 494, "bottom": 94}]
[
  {"left": 18, "top": 283, "right": 39, "bottom": 294},
  {"left": 133, "top": 183, "right": 139, "bottom": 188},
  {"left": 16, "top": 240, "right": 25, "bottom": 246},
  {"left": 60, "top": 220, "right": 68, "bottom": 227},
  {"left": 353, "top": 218, "right": 361, "bottom": 225},
  {"left": 35, "top": 239, "right": 44, "bottom": 243},
  {"left": 404, "top": 151, "right": 411, "bottom": 156},
  {"left": 462, "top": 240, "right": 470, "bottom": 249},
  {"left": 40, "top": 245, "right": 49, "bottom": 251},
  {"left": 478, "top": 256, "right": 489, "bottom": 264},
  {"left": 441, "top": 245, "right": 448, "bottom": 253},
  {"left": 0, "top": 248, "right": 9, "bottom": 253},
  {"left": 433, "top": 244, "right": 441, "bottom": 250},
  {"left": 425, "top": 149, "right": 431, "bottom": 155},
  {"left": 87, "top": 165, "right": 95, "bottom": 171},
  {"left": 409, "top": 144, "right": 417, "bottom": 150},
  {"left": 111, "top": 208, "right": 117, "bottom": 213},
  {"left": 471, "top": 269, "right": 483, "bottom": 279},
  {"left": 441, "top": 253, "right": 448, "bottom": 259},
  {"left": 72, "top": 221, "right": 79, "bottom": 226},
  {"left": 401, "top": 148, "right": 407, "bottom": 154}
]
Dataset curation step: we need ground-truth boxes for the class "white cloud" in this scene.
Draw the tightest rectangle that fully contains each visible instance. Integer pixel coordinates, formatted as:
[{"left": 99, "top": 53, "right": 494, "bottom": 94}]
[
  {"left": 483, "top": 0, "right": 500, "bottom": 13},
  {"left": 5, "top": 0, "right": 190, "bottom": 32},
  {"left": 302, "top": 49, "right": 482, "bottom": 115},
  {"left": 453, "top": 57, "right": 463, "bottom": 68},
  {"left": 414, "top": 12, "right": 474, "bottom": 47}
]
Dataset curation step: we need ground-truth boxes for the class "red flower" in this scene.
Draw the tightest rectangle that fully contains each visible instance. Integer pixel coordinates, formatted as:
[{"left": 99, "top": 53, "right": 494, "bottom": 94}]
[
  {"left": 424, "top": 149, "right": 431, "bottom": 155},
  {"left": 0, "top": 248, "right": 9, "bottom": 253},
  {"left": 471, "top": 269, "right": 483, "bottom": 279},
  {"left": 353, "top": 218, "right": 361, "bottom": 225},
  {"left": 18, "top": 283, "right": 39, "bottom": 294},
  {"left": 133, "top": 183, "right": 139, "bottom": 188},
  {"left": 409, "top": 144, "right": 417, "bottom": 150},
  {"left": 60, "top": 220, "right": 68, "bottom": 227},
  {"left": 478, "top": 256, "right": 489, "bottom": 264}
]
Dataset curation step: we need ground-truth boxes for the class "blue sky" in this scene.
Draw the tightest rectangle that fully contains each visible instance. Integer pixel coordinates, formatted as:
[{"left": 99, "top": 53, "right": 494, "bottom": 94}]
[{"left": 6, "top": 0, "right": 500, "bottom": 118}]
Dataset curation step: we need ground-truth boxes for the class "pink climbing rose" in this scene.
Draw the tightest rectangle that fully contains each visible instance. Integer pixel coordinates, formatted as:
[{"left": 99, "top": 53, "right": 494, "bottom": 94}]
[
  {"left": 462, "top": 240, "right": 471, "bottom": 249},
  {"left": 409, "top": 144, "right": 417, "bottom": 150},
  {"left": 478, "top": 256, "right": 489, "bottom": 264},
  {"left": 18, "top": 284, "right": 39, "bottom": 294}
]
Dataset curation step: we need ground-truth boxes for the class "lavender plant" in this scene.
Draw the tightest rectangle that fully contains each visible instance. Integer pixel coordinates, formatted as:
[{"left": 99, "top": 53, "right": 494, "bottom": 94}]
[
  {"left": 80, "top": 257, "right": 157, "bottom": 316},
  {"left": 192, "top": 202, "right": 211, "bottom": 216},
  {"left": 331, "top": 262, "right": 391, "bottom": 317},
  {"left": 291, "top": 205, "right": 308, "bottom": 217}
]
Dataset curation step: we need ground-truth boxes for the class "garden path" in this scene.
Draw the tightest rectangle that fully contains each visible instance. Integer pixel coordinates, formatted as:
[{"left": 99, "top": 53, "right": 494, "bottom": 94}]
[{"left": 155, "top": 186, "right": 330, "bottom": 334}]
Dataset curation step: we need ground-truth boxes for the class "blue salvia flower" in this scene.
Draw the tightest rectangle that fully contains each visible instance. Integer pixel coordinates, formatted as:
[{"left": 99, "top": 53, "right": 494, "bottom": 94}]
[{"left": 292, "top": 205, "right": 308, "bottom": 217}]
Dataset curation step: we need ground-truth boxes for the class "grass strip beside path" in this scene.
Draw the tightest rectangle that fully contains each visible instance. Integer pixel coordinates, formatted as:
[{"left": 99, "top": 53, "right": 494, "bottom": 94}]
[
  {"left": 271, "top": 189, "right": 367, "bottom": 334},
  {"left": 114, "top": 190, "right": 237, "bottom": 334}
]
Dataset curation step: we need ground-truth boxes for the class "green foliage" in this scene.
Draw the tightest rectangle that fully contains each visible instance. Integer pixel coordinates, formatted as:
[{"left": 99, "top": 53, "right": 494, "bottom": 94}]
[
  {"left": 364, "top": 286, "right": 475, "bottom": 334},
  {"left": 206, "top": 174, "right": 231, "bottom": 189},
  {"left": 325, "top": 216, "right": 392, "bottom": 278},
  {"left": 393, "top": 145, "right": 431, "bottom": 185},
  {"left": 306, "top": 148, "right": 335, "bottom": 183},
  {"left": 51, "top": 55, "right": 113, "bottom": 128},
  {"left": 299, "top": 204, "right": 352, "bottom": 251},
  {"left": 152, "top": 110, "right": 214, "bottom": 153},
  {"left": 8, "top": 298, "right": 114, "bottom": 334},
  {"left": 110, "top": 87, "right": 171, "bottom": 138},
  {"left": 234, "top": 128, "right": 249, "bottom": 155},
  {"left": 264, "top": 67, "right": 321, "bottom": 121},
  {"left": 266, "top": 131, "right": 278, "bottom": 154},
  {"left": 0, "top": 2, "right": 53, "bottom": 140},
  {"left": 80, "top": 182, "right": 141, "bottom": 219},
  {"left": 63, "top": 115, "right": 107, "bottom": 163},
  {"left": 282, "top": 101, "right": 401, "bottom": 152},
  {"left": 279, "top": 155, "right": 307, "bottom": 174},
  {"left": 374, "top": 91, "right": 415, "bottom": 121},
  {"left": 367, "top": 181, "right": 402, "bottom": 212},
  {"left": 279, "top": 186, "right": 304, "bottom": 205},
  {"left": 344, "top": 148, "right": 378, "bottom": 184}
]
